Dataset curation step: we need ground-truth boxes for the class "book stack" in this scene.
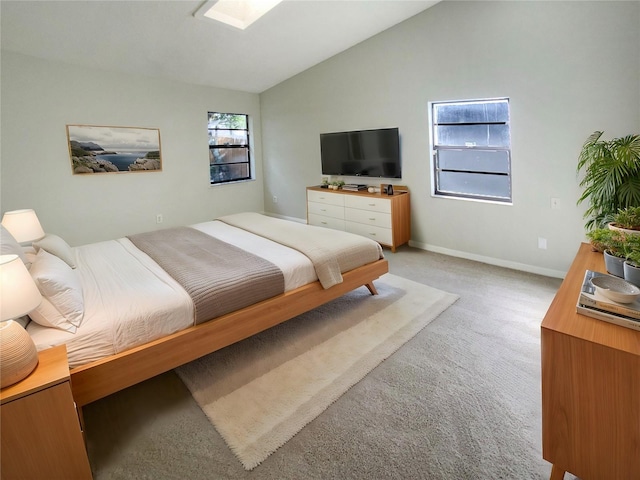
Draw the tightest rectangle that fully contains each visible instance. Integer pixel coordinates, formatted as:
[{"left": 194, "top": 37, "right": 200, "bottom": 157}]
[
  {"left": 576, "top": 270, "right": 640, "bottom": 331},
  {"left": 342, "top": 184, "right": 368, "bottom": 191}
]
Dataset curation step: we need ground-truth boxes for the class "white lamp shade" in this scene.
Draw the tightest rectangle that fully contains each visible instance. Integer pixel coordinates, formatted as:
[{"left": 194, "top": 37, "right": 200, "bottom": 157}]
[
  {"left": 0, "top": 254, "right": 42, "bottom": 321},
  {"left": 1, "top": 209, "right": 45, "bottom": 243}
]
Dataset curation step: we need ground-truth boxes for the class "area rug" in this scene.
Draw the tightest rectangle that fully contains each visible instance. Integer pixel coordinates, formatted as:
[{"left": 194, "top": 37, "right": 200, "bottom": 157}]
[{"left": 175, "top": 273, "right": 458, "bottom": 470}]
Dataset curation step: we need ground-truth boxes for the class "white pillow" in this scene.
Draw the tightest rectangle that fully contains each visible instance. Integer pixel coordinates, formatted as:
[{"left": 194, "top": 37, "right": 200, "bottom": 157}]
[
  {"left": 0, "top": 224, "right": 27, "bottom": 263},
  {"left": 33, "top": 233, "right": 76, "bottom": 269},
  {"left": 29, "top": 249, "right": 83, "bottom": 332},
  {"left": 23, "top": 247, "right": 37, "bottom": 266},
  {"left": 28, "top": 297, "right": 78, "bottom": 334}
]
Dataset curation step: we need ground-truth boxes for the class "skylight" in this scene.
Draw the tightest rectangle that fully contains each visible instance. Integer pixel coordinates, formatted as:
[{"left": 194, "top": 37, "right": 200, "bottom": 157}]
[{"left": 194, "top": 0, "right": 284, "bottom": 30}]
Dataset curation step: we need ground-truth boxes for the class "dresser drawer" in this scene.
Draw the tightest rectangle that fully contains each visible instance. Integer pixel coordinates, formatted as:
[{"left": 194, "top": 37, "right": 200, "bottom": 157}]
[
  {"left": 345, "top": 195, "right": 391, "bottom": 213},
  {"left": 307, "top": 190, "right": 345, "bottom": 206},
  {"left": 345, "top": 221, "right": 392, "bottom": 245},
  {"left": 306, "top": 186, "right": 410, "bottom": 252},
  {"left": 345, "top": 207, "right": 392, "bottom": 228},
  {"left": 308, "top": 214, "right": 346, "bottom": 231},
  {"left": 308, "top": 201, "right": 345, "bottom": 219}
]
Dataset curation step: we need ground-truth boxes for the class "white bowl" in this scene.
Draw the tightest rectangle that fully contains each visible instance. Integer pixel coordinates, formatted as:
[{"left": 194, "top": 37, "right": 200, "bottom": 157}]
[{"left": 591, "top": 275, "right": 640, "bottom": 303}]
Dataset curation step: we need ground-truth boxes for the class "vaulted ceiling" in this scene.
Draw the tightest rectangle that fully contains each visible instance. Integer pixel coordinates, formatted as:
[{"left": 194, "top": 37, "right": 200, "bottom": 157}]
[{"left": 1, "top": 0, "right": 439, "bottom": 93}]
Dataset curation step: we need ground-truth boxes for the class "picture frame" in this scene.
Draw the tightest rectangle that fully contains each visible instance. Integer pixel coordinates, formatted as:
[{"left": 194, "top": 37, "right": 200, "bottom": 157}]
[{"left": 66, "top": 125, "right": 162, "bottom": 174}]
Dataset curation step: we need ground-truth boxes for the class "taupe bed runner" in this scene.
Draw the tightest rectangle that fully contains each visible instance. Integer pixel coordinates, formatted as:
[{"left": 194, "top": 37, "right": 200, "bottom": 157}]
[
  {"left": 218, "top": 212, "right": 384, "bottom": 289},
  {"left": 128, "top": 227, "right": 284, "bottom": 325}
]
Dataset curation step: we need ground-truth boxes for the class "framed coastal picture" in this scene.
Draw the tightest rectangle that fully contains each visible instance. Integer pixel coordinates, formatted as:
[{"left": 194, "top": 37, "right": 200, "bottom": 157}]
[{"left": 66, "top": 125, "right": 162, "bottom": 174}]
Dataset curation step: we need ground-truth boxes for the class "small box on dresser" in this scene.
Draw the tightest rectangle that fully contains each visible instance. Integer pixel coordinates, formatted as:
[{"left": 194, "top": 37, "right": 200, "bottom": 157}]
[{"left": 306, "top": 186, "right": 410, "bottom": 252}]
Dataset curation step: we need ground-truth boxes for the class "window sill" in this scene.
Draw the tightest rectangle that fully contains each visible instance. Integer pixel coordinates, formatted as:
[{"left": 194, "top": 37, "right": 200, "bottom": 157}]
[
  {"left": 209, "top": 178, "right": 256, "bottom": 187},
  {"left": 432, "top": 193, "right": 513, "bottom": 206}
]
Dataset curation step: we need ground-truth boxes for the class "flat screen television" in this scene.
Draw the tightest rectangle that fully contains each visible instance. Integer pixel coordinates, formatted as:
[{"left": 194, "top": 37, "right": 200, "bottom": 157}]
[{"left": 320, "top": 127, "right": 401, "bottom": 178}]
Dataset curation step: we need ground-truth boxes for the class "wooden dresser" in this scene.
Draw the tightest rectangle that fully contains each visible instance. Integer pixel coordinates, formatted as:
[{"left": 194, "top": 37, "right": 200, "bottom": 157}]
[
  {"left": 306, "top": 186, "right": 410, "bottom": 252},
  {"left": 541, "top": 243, "right": 640, "bottom": 480}
]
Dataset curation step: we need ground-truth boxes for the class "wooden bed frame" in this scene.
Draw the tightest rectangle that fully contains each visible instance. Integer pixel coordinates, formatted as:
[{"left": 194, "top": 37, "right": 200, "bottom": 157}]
[{"left": 69, "top": 258, "right": 389, "bottom": 407}]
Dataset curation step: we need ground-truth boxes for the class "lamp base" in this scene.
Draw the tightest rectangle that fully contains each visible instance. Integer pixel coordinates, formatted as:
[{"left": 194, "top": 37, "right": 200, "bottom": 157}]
[{"left": 0, "top": 320, "right": 39, "bottom": 388}]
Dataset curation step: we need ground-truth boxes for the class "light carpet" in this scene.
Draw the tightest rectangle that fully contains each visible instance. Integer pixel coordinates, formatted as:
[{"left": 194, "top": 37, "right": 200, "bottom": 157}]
[{"left": 175, "top": 273, "right": 458, "bottom": 470}]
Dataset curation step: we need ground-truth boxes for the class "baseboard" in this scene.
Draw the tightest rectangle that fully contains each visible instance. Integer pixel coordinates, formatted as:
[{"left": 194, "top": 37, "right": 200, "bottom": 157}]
[
  {"left": 408, "top": 240, "right": 565, "bottom": 279},
  {"left": 260, "top": 213, "right": 565, "bottom": 279}
]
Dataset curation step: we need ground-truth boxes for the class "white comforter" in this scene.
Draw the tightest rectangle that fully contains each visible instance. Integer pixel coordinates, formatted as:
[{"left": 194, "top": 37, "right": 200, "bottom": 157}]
[{"left": 27, "top": 221, "right": 317, "bottom": 368}]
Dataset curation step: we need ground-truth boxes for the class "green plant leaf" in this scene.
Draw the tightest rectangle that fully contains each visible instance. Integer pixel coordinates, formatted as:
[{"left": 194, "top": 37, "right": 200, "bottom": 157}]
[{"left": 577, "top": 131, "right": 640, "bottom": 229}]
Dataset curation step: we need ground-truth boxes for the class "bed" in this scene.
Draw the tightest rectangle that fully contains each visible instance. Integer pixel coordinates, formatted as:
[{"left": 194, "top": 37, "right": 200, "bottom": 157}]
[{"left": 4, "top": 212, "right": 388, "bottom": 407}]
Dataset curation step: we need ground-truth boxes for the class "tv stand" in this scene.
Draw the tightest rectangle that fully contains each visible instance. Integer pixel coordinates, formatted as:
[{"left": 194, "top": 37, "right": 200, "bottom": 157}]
[{"left": 306, "top": 186, "right": 410, "bottom": 252}]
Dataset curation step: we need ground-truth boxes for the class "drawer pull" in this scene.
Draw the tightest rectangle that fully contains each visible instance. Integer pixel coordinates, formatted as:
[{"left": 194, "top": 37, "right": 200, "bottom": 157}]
[
  {"left": 369, "top": 233, "right": 377, "bottom": 236},
  {"left": 321, "top": 222, "right": 328, "bottom": 225},
  {"left": 321, "top": 209, "right": 327, "bottom": 212},
  {"left": 369, "top": 217, "right": 376, "bottom": 221},
  {"left": 368, "top": 203, "right": 376, "bottom": 206}
]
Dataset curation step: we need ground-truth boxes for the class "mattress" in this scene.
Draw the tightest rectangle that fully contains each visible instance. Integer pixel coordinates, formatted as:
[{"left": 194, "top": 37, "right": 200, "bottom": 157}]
[{"left": 27, "top": 220, "right": 317, "bottom": 368}]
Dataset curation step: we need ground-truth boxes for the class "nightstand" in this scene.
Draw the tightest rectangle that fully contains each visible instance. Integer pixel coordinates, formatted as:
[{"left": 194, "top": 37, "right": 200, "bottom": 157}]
[{"left": 1, "top": 345, "right": 93, "bottom": 479}]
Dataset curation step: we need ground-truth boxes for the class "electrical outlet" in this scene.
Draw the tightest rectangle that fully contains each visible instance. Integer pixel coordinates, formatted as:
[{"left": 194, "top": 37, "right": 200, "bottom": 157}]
[
  {"left": 156, "top": 214, "right": 163, "bottom": 224},
  {"left": 538, "top": 237, "right": 547, "bottom": 250},
  {"left": 273, "top": 196, "right": 278, "bottom": 204},
  {"left": 550, "top": 197, "right": 560, "bottom": 210}
]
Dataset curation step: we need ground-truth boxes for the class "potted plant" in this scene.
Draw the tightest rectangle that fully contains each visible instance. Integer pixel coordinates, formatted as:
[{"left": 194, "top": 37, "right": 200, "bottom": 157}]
[
  {"left": 624, "top": 250, "right": 640, "bottom": 287},
  {"left": 608, "top": 206, "right": 640, "bottom": 234},
  {"left": 620, "top": 233, "right": 640, "bottom": 286},
  {"left": 577, "top": 131, "right": 640, "bottom": 230},
  {"left": 587, "top": 228, "right": 628, "bottom": 277}
]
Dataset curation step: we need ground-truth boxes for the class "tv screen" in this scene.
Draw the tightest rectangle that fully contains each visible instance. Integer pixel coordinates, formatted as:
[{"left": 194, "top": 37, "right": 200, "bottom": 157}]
[{"left": 320, "top": 127, "right": 401, "bottom": 178}]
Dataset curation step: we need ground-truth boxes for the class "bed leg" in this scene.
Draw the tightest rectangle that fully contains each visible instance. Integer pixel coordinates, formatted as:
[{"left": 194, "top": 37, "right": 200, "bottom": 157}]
[{"left": 365, "top": 282, "right": 378, "bottom": 295}]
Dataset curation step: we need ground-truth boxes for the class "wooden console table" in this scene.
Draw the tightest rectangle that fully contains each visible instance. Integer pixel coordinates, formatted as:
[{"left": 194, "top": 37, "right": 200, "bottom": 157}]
[{"left": 541, "top": 243, "right": 640, "bottom": 480}]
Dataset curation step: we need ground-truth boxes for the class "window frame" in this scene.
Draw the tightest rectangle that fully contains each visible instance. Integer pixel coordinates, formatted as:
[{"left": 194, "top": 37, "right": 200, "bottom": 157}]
[
  {"left": 429, "top": 97, "right": 512, "bottom": 204},
  {"left": 208, "top": 112, "right": 252, "bottom": 185}
]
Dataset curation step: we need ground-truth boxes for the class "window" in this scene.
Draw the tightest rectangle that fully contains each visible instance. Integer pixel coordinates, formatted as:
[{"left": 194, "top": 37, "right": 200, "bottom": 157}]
[
  {"left": 208, "top": 112, "right": 251, "bottom": 184},
  {"left": 430, "top": 98, "right": 511, "bottom": 203}
]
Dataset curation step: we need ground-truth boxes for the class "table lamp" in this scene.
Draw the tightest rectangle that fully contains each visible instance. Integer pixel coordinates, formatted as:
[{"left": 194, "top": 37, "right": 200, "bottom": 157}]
[
  {"left": 1, "top": 209, "right": 45, "bottom": 244},
  {"left": 0, "top": 254, "right": 42, "bottom": 388}
]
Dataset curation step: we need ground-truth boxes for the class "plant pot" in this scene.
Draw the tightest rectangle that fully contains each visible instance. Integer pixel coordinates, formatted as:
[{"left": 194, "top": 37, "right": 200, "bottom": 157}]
[
  {"left": 624, "top": 261, "right": 640, "bottom": 287},
  {"left": 604, "top": 250, "right": 625, "bottom": 277},
  {"left": 608, "top": 222, "right": 640, "bottom": 236}
]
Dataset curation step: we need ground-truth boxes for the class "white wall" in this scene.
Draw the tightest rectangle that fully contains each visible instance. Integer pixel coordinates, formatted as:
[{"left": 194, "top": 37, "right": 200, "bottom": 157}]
[
  {"left": 260, "top": 1, "right": 640, "bottom": 276},
  {"left": 1, "top": 52, "right": 265, "bottom": 245}
]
